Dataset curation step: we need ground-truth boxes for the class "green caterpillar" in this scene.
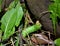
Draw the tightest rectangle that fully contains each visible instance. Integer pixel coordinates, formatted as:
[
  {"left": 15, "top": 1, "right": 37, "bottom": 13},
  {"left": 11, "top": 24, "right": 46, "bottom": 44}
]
[{"left": 22, "top": 21, "right": 42, "bottom": 37}]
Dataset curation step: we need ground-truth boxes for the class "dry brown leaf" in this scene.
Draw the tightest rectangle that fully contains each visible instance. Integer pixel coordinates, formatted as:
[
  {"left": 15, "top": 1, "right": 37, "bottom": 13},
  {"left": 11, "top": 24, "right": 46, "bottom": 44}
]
[{"left": 31, "top": 34, "right": 53, "bottom": 45}]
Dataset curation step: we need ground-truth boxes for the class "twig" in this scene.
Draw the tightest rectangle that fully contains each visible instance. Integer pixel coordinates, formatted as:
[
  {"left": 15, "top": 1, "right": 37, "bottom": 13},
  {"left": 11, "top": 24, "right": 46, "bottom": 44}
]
[
  {"left": 24, "top": 16, "right": 29, "bottom": 29},
  {"left": 27, "top": 34, "right": 34, "bottom": 46},
  {"left": 4, "top": 40, "right": 16, "bottom": 46},
  {"left": 39, "top": 11, "right": 50, "bottom": 18},
  {"left": 24, "top": 11, "right": 34, "bottom": 29},
  {"left": 26, "top": 11, "right": 34, "bottom": 24},
  {"left": 18, "top": 25, "right": 23, "bottom": 46},
  {"left": 11, "top": 37, "right": 14, "bottom": 46},
  {"left": 0, "top": 30, "right": 2, "bottom": 42}
]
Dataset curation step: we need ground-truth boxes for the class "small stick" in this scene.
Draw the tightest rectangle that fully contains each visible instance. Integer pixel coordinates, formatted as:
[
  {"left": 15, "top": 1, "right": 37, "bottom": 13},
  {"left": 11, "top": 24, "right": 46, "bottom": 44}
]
[
  {"left": 26, "top": 11, "right": 34, "bottom": 24},
  {"left": 11, "top": 37, "right": 14, "bottom": 46},
  {"left": 18, "top": 25, "right": 23, "bottom": 46},
  {"left": 39, "top": 11, "right": 50, "bottom": 18}
]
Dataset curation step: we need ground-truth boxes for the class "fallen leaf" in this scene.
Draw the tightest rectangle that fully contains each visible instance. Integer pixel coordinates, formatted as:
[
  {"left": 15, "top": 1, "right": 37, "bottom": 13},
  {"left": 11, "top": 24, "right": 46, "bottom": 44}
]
[{"left": 31, "top": 34, "right": 53, "bottom": 44}]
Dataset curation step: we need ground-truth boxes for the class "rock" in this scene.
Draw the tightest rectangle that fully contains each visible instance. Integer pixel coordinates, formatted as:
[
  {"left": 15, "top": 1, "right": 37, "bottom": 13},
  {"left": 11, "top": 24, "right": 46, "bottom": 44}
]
[{"left": 25, "top": 0, "right": 60, "bottom": 38}]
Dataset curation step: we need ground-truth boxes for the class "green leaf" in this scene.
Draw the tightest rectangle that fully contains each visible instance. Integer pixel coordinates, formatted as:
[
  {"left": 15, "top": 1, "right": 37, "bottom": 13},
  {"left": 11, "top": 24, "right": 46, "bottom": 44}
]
[
  {"left": 1, "top": 1, "right": 24, "bottom": 40},
  {"left": 57, "top": 4, "right": 60, "bottom": 18},
  {"left": 48, "top": 0, "right": 60, "bottom": 35},
  {"left": 1, "top": 8, "right": 16, "bottom": 31},
  {"left": 0, "top": 0, "right": 3, "bottom": 5},
  {"left": 1, "top": 8, "right": 17, "bottom": 40},
  {"left": 8, "top": 1, "right": 15, "bottom": 10},
  {"left": 8, "top": 0, "right": 20, "bottom": 10},
  {"left": 15, "top": 2, "right": 24, "bottom": 27},
  {"left": 49, "top": 3, "right": 57, "bottom": 14},
  {"left": 2, "top": 27, "right": 15, "bottom": 40},
  {"left": 0, "top": 43, "right": 4, "bottom": 46},
  {"left": 54, "top": 0, "right": 60, "bottom": 3},
  {"left": 50, "top": 13, "right": 57, "bottom": 35},
  {"left": 54, "top": 38, "right": 60, "bottom": 46},
  {"left": 0, "top": 30, "right": 2, "bottom": 41},
  {"left": 14, "top": 0, "right": 19, "bottom": 4},
  {"left": 0, "top": 0, "right": 3, "bottom": 12}
]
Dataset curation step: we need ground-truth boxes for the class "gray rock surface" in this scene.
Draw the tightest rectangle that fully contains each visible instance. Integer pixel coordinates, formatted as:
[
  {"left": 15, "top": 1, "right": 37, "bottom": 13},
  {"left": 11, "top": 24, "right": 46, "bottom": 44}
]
[{"left": 25, "top": 0, "right": 60, "bottom": 38}]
